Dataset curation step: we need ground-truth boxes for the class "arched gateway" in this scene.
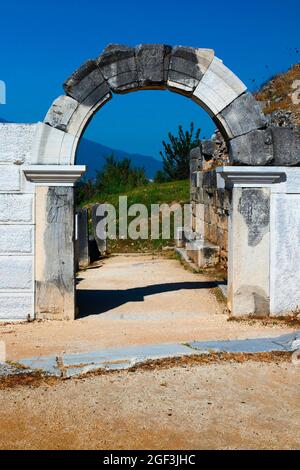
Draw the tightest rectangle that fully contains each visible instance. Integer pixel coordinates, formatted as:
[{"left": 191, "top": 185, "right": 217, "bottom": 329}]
[{"left": 1, "top": 44, "right": 299, "bottom": 321}]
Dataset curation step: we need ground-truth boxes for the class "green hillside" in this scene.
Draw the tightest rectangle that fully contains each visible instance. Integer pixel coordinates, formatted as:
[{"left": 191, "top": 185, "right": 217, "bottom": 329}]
[{"left": 82, "top": 179, "right": 189, "bottom": 253}]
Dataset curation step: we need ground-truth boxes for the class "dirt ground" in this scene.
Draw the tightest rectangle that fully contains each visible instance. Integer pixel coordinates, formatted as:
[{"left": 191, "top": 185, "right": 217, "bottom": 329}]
[
  {"left": 0, "top": 360, "right": 299, "bottom": 450},
  {"left": 0, "top": 254, "right": 296, "bottom": 361}
]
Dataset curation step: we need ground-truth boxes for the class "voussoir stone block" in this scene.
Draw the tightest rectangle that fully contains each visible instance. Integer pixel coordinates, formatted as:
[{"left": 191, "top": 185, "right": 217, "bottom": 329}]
[
  {"left": 44, "top": 95, "right": 79, "bottom": 132},
  {"left": 97, "top": 45, "right": 138, "bottom": 93},
  {"left": 64, "top": 60, "right": 109, "bottom": 103},
  {"left": 271, "top": 127, "right": 300, "bottom": 166},
  {"left": 31, "top": 122, "right": 78, "bottom": 165},
  {"left": 135, "top": 44, "right": 172, "bottom": 88},
  {"left": 45, "top": 90, "right": 112, "bottom": 139},
  {"left": 215, "top": 92, "right": 267, "bottom": 139},
  {"left": 229, "top": 128, "right": 274, "bottom": 165},
  {"left": 167, "top": 46, "right": 214, "bottom": 94},
  {"left": 192, "top": 57, "right": 247, "bottom": 115}
]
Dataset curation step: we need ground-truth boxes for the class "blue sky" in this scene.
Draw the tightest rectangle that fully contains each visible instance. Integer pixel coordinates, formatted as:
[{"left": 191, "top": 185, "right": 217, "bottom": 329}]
[{"left": 0, "top": 0, "right": 299, "bottom": 160}]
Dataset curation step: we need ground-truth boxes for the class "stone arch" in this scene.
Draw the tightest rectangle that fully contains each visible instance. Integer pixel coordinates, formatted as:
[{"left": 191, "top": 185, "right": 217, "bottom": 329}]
[
  {"left": 31, "top": 44, "right": 268, "bottom": 167},
  {"left": 27, "top": 44, "right": 280, "bottom": 321}
]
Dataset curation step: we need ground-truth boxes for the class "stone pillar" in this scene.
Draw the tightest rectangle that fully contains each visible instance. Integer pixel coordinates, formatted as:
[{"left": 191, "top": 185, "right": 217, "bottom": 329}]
[
  {"left": 217, "top": 166, "right": 285, "bottom": 317},
  {"left": 75, "top": 208, "right": 89, "bottom": 270},
  {"left": 23, "top": 165, "right": 86, "bottom": 320},
  {"left": 91, "top": 204, "right": 107, "bottom": 256}
]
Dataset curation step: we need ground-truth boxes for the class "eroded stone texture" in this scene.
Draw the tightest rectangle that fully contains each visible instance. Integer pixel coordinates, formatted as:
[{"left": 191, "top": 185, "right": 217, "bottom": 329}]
[
  {"left": 229, "top": 129, "right": 274, "bottom": 165},
  {"left": 271, "top": 127, "right": 300, "bottom": 166},
  {"left": 229, "top": 187, "right": 270, "bottom": 317},
  {"left": 238, "top": 189, "right": 270, "bottom": 247},
  {"left": 0, "top": 124, "right": 37, "bottom": 164},
  {"left": 168, "top": 47, "right": 214, "bottom": 94},
  {"left": 189, "top": 146, "right": 203, "bottom": 172},
  {"left": 215, "top": 92, "right": 267, "bottom": 139},
  {"left": 64, "top": 60, "right": 109, "bottom": 103},
  {"left": 97, "top": 45, "right": 138, "bottom": 93},
  {"left": 75, "top": 208, "right": 89, "bottom": 269},
  {"left": 91, "top": 204, "right": 107, "bottom": 255},
  {"left": 44, "top": 95, "right": 79, "bottom": 132},
  {"left": 135, "top": 44, "right": 171, "bottom": 88},
  {"left": 36, "top": 187, "right": 75, "bottom": 320}
]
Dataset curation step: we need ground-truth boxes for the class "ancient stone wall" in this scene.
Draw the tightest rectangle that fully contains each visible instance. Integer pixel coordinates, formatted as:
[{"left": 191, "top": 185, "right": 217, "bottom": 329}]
[
  {"left": 190, "top": 145, "right": 230, "bottom": 269},
  {"left": 0, "top": 124, "right": 37, "bottom": 320}
]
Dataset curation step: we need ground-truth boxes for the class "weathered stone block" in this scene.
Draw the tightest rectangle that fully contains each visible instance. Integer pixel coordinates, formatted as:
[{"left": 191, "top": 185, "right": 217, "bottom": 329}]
[
  {"left": 0, "top": 226, "right": 33, "bottom": 253},
  {"left": 0, "top": 294, "right": 34, "bottom": 320},
  {"left": 192, "top": 57, "right": 247, "bottom": 115},
  {"left": 0, "top": 124, "right": 37, "bottom": 164},
  {"left": 229, "top": 129, "right": 274, "bottom": 165},
  {"left": 201, "top": 139, "right": 215, "bottom": 157},
  {"left": 75, "top": 208, "right": 89, "bottom": 269},
  {"left": 44, "top": 95, "right": 79, "bottom": 132},
  {"left": 0, "top": 194, "right": 33, "bottom": 222},
  {"left": 215, "top": 92, "right": 267, "bottom": 139},
  {"left": 0, "top": 256, "right": 33, "bottom": 290},
  {"left": 271, "top": 127, "right": 300, "bottom": 166},
  {"left": 91, "top": 204, "right": 108, "bottom": 254},
  {"left": 0, "top": 165, "right": 20, "bottom": 191},
  {"left": 135, "top": 44, "right": 171, "bottom": 88},
  {"left": 61, "top": 88, "right": 112, "bottom": 138},
  {"left": 168, "top": 47, "right": 214, "bottom": 94},
  {"left": 203, "top": 170, "right": 217, "bottom": 189},
  {"left": 64, "top": 60, "right": 109, "bottom": 103},
  {"left": 229, "top": 187, "right": 270, "bottom": 317},
  {"left": 97, "top": 45, "right": 138, "bottom": 93},
  {"left": 35, "top": 187, "right": 75, "bottom": 320}
]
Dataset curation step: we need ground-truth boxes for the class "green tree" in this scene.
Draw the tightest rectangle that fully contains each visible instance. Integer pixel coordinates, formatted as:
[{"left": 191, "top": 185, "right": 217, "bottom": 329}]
[
  {"left": 158, "top": 122, "right": 201, "bottom": 181},
  {"left": 95, "top": 154, "right": 148, "bottom": 194}
]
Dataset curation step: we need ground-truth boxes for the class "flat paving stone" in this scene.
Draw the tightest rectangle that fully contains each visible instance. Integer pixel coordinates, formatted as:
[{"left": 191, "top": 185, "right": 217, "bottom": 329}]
[
  {"left": 19, "top": 356, "right": 61, "bottom": 376},
  {"left": 188, "top": 331, "right": 300, "bottom": 353},
  {"left": 4, "top": 331, "right": 300, "bottom": 378}
]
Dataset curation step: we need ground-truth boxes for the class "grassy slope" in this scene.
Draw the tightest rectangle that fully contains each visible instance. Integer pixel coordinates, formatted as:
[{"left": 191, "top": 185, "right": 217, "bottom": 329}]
[{"left": 83, "top": 180, "right": 190, "bottom": 253}]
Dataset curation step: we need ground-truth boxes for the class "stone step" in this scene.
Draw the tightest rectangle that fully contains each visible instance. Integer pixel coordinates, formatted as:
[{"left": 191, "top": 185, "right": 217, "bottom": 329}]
[{"left": 186, "top": 240, "right": 220, "bottom": 268}]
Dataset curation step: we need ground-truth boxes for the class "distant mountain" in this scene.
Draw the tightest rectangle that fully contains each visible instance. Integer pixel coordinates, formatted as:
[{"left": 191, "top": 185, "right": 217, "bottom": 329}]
[
  {"left": 0, "top": 120, "right": 163, "bottom": 178},
  {"left": 77, "top": 138, "right": 162, "bottom": 179}
]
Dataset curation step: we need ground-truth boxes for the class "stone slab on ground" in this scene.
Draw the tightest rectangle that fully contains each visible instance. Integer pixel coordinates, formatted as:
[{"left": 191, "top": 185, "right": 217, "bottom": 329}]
[
  {"left": 0, "top": 363, "right": 34, "bottom": 377},
  {"left": 11, "top": 330, "right": 299, "bottom": 378},
  {"left": 188, "top": 331, "right": 300, "bottom": 353}
]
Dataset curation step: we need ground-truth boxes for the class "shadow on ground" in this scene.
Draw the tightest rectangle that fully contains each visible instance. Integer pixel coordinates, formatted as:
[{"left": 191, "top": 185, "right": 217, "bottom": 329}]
[{"left": 76, "top": 281, "right": 223, "bottom": 318}]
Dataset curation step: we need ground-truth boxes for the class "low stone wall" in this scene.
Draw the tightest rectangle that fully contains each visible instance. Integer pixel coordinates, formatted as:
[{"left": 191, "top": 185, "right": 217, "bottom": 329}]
[
  {"left": 190, "top": 145, "right": 230, "bottom": 269},
  {"left": 193, "top": 171, "right": 230, "bottom": 268}
]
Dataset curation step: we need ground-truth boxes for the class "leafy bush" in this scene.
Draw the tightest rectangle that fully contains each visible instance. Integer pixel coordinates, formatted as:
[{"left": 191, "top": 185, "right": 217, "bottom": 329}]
[{"left": 95, "top": 155, "right": 148, "bottom": 194}]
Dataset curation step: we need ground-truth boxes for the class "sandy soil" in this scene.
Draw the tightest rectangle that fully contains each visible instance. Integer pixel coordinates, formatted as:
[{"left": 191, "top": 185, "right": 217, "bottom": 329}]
[
  {"left": 0, "top": 361, "right": 299, "bottom": 450},
  {"left": 0, "top": 254, "right": 296, "bottom": 361}
]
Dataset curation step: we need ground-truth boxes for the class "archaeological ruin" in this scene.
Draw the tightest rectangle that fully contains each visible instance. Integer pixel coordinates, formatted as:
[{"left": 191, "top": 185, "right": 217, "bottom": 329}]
[{"left": 1, "top": 44, "right": 300, "bottom": 321}]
